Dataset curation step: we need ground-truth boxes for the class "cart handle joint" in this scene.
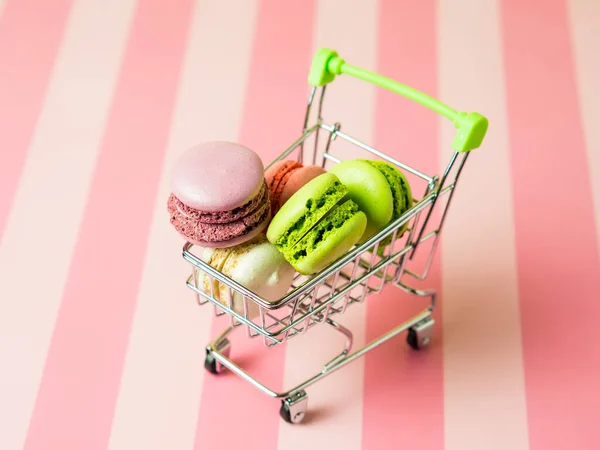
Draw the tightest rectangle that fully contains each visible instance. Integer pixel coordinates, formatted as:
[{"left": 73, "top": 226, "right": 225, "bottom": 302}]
[{"left": 308, "top": 48, "right": 488, "bottom": 153}]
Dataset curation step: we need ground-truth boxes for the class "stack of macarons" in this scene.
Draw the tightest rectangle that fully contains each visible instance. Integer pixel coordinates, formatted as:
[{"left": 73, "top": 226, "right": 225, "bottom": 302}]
[
  {"left": 167, "top": 141, "right": 272, "bottom": 248},
  {"left": 167, "top": 143, "right": 325, "bottom": 308},
  {"left": 167, "top": 140, "right": 413, "bottom": 305},
  {"left": 266, "top": 159, "right": 412, "bottom": 275}
]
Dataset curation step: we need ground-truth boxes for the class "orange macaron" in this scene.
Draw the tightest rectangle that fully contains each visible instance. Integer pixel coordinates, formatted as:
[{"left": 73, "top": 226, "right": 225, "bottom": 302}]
[{"left": 264, "top": 160, "right": 326, "bottom": 215}]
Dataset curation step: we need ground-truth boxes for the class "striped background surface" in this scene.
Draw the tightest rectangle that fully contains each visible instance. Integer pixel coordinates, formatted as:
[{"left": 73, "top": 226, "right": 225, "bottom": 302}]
[{"left": 0, "top": 0, "right": 598, "bottom": 449}]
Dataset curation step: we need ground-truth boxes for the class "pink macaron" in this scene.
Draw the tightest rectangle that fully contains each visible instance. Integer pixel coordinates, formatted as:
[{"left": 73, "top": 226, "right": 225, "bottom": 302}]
[
  {"left": 167, "top": 141, "right": 271, "bottom": 248},
  {"left": 264, "top": 160, "right": 326, "bottom": 215}
]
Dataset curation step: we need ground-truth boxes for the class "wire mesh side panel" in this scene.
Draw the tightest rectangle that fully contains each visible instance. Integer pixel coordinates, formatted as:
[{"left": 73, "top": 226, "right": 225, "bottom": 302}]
[{"left": 184, "top": 200, "right": 422, "bottom": 347}]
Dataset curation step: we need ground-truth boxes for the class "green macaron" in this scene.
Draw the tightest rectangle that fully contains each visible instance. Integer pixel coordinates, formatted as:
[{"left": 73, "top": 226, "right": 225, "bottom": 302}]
[
  {"left": 364, "top": 160, "right": 413, "bottom": 252},
  {"left": 329, "top": 158, "right": 412, "bottom": 246},
  {"left": 266, "top": 173, "right": 348, "bottom": 251},
  {"left": 328, "top": 159, "right": 393, "bottom": 243},
  {"left": 363, "top": 159, "right": 412, "bottom": 235},
  {"left": 266, "top": 173, "right": 367, "bottom": 275}
]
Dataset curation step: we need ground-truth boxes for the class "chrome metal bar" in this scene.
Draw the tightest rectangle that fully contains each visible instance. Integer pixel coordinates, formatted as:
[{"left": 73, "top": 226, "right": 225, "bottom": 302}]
[
  {"left": 395, "top": 281, "right": 438, "bottom": 312},
  {"left": 410, "top": 151, "right": 459, "bottom": 258},
  {"left": 192, "top": 269, "right": 200, "bottom": 304},
  {"left": 323, "top": 152, "right": 340, "bottom": 164},
  {"left": 263, "top": 124, "right": 320, "bottom": 171},
  {"left": 299, "top": 86, "right": 317, "bottom": 162},
  {"left": 320, "top": 122, "right": 341, "bottom": 169},
  {"left": 416, "top": 154, "right": 468, "bottom": 275},
  {"left": 359, "top": 242, "right": 379, "bottom": 302},
  {"left": 243, "top": 296, "right": 253, "bottom": 337},
  {"left": 301, "top": 284, "right": 321, "bottom": 334},
  {"left": 323, "top": 319, "right": 353, "bottom": 371},
  {"left": 311, "top": 86, "right": 327, "bottom": 165},
  {"left": 302, "top": 86, "right": 317, "bottom": 131},
  {"left": 375, "top": 229, "right": 399, "bottom": 293},
  {"left": 209, "top": 309, "right": 433, "bottom": 399},
  {"left": 187, "top": 273, "right": 208, "bottom": 305},
  {"left": 227, "top": 287, "right": 236, "bottom": 328},
  {"left": 319, "top": 123, "right": 433, "bottom": 182},
  {"left": 341, "top": 256, "right": 361, "bottom": 313}
]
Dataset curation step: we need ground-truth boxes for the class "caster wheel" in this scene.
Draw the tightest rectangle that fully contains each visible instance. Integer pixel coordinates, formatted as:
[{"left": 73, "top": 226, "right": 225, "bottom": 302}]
[
  {"left": 204, "top": 338, "right": 231, "bottom": 374},
  {"left": 280, "top": 390, "right": 308, "bottom": 424},
  {"left": 204, "top": 352, "right": 220, "bottom": 374},
  {"left": 406, "top": 316, "right": 434, "bottom": 350}
]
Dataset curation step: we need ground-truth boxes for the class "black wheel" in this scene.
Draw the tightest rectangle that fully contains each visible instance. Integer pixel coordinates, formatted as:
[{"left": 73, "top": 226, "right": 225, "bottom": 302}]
[
  {"left": 204, "top": 351, "right": 220, "bottom": 374},
  {"left": 406, "top": 327, "right": 420, "bottom": 350},
  {"left": 279, "top": 402, "right": 293, "bottom": 424},
  {"left": 279, "top": 391, "right": 308, "bottom": 424}
]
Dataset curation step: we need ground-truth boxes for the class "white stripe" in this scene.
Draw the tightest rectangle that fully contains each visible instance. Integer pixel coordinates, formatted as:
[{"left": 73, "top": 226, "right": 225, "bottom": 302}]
[
  {"left": 106, "top": 2, "right": 259, "bottom": 449},
  {"left": 277, "top": 1, "right": 377, "bottom": 448},
  {"left": 438, "top": 1, "right": 529, "bottom": 449},
  {"left": 568, "top": 0, "right": 600, "bottom": 252},
  {"left": 0, "top": 1, "right": 136, "bottom": 448}
]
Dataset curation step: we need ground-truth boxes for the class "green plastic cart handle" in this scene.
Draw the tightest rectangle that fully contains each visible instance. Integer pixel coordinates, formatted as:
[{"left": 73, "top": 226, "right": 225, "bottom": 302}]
[{"left": 308, "top": 48, "right": 488, "bottom": 152}]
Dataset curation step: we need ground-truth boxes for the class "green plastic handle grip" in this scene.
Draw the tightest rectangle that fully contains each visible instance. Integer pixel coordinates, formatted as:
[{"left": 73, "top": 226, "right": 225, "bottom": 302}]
[{"left": 308, "top": 48, "right": 488, "bottom": 152}]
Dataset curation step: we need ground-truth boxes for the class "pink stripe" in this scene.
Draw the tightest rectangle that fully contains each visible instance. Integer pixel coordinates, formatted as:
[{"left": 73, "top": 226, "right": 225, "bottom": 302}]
[
  {"left": 278, "top": 1, "right": 377, "bottom": 447},
  {"left": 193, "top": 1, "right": 315, "bottom": 449},
  {"left": 0, "top": 1, "right": 138, "bottom": 448},
  {"left": 22, "top": 1, "right": 194, "bottom": 449},
  {"left": 0, "top": 0, "right": 73, "bottom": 242},
  {"left": 501, "top": 0, "right": 600, "bottom": 448},
  {"left": 362, "top": 1, "right": 444, "bottom": 449},
  {"left": 437, "top": 1, "right": 529, "bottom": 448},
  {"left": 107, "top": 2, "right": 261, "bottom": 449}
]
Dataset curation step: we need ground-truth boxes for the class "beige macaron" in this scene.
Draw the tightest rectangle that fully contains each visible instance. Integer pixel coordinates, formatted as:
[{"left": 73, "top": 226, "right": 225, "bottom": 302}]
[{"left": 196, "top": 234, "right": 295, "bottom": 319}]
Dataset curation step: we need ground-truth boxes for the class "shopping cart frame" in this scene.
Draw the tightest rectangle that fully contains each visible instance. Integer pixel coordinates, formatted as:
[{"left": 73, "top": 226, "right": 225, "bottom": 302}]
[{"left": 180, "top": 48, "right": 488, "bottom": 424}]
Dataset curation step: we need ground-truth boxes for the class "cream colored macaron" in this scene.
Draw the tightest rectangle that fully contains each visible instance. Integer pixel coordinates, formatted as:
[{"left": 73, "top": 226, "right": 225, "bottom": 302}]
[{"left": 196, "top": 234, "right": 295, "bottom": 319}]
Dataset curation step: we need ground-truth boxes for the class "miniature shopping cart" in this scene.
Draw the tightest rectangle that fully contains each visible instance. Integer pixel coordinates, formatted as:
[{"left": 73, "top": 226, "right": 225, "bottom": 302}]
[{"left": 181, "top": 48, "right": 488, "bottom": 424}]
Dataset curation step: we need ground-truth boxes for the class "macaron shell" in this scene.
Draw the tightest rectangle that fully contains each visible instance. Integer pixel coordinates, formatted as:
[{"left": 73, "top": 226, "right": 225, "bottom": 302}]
[
  {"left": 329, "top": 160, "right": 394, "bottom": 243},
  {"left": 196, "top": 246, "right": 234, "bottom": 303},
  {"left": 266, "top": 173, "right": 347, "bottom": 251},
  {"left": 265, "top": 160, "right": 303, "bottom": 213},
  {"left": 171, "top": 141, "right": 265, "bottom": 212},
  {"left": 220, "top": 235, "right": 295, "bottom": 318},
  {"left": 264, "top": 160, "right": 300, "bottom": 190},
  {"left": 365, "top": 160, "right": 412, "bottom": 222},
  {"left": 363, "top": 160, "right": 413, "bottom": 255},
  {"left": 285, "top": 200, "right": 367, "bottom": 275},
  {"left": 279, "top": 165, "right": 327, "bottom": 206}
]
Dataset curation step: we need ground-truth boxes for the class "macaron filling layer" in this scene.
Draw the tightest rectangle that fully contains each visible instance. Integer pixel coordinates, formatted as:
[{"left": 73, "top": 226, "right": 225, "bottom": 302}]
[
  {"left": 287, "top": 200, "right": 359, "bottom": 259},
  {"left": 272, "top": 164, "right": 302, "bottom": 212},
  {"left": 173, "top": 181, "right": 268, "bottom": 224},
  {"left": 167, "top": 187, "right": 270, "bottom": 244},
  {"left": 285, "top": 200, "right": 367, "bottom": 274},
  {"left": 268, "top": 161, "right": 302, "bottom": 207},
  {"left": 273, "top": 180, "right": 347, "bottom": 251}
]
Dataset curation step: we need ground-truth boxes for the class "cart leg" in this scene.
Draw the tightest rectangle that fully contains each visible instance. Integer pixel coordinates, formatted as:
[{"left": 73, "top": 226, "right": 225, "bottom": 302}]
[
  {"left": 204, "top": 331, "right": 232, "bottom": 375},
  {"left": 395, "top": 281, "right": 436, "bottom": 350},
  {"left": 280, "top": 390, "right": 309, "bottom": 424}
]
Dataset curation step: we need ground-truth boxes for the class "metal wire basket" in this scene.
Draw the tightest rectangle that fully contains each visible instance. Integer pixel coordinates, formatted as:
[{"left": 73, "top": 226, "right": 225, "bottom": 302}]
[{"left": 180, "top": 48, "right": 488, "bottom": 424}]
